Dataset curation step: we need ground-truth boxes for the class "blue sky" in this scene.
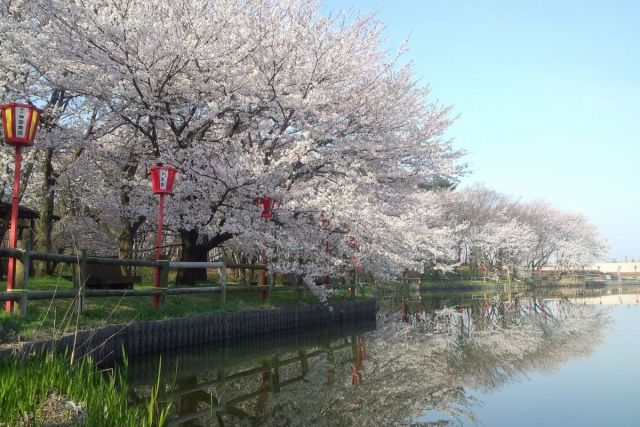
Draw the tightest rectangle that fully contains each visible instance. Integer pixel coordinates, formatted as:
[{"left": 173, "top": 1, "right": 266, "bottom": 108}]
[{"left": 322, "top": 0, "right": 640, "bottom": 261}]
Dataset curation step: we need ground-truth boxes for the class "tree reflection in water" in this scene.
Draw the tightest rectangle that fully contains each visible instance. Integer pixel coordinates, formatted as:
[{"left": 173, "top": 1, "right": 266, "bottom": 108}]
[
  {"left": 128, "top": 296, "right": 608, "bottom": 426},
  {"left": 370, "top": 296, "right": 608, "bottom": 425}
]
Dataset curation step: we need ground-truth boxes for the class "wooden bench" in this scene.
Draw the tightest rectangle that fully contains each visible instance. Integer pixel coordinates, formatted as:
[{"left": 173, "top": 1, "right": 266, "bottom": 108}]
[{"left": 82, "top": 263, "right": 142, "bottom": 290}]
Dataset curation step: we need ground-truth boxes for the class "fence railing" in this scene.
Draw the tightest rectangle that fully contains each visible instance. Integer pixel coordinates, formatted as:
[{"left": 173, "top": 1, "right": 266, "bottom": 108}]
[{"left": 0, "top": 248, "right": 290, "bottom": 317}]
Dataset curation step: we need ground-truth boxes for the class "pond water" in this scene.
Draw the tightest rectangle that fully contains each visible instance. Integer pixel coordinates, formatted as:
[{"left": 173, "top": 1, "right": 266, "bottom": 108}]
[{"left": 126, "top": 287, "right": 640, "bottom": 426}]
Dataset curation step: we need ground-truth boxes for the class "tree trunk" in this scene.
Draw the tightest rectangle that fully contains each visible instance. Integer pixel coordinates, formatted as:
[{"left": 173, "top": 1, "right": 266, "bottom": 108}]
[
  {"left": 34, "top": 89, "right": 71, "bottom": 276},
  {"left": 34, "top": 149, "right": 55, "bottom": 277},
  {"left": 118, "top": 222, "right": 135, "bottom": 275},
  {"left": 33, "top": 148, "right": 56, "bottom": 277},
  {"left": 175, "top": 229, "right": 208, "bottom": 285},
  {"left": 117, "top": 160, "right": 145, "bottom": 275}
]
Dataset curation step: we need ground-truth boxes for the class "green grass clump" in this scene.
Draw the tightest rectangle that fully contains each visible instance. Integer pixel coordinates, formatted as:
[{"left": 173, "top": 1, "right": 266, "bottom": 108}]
[
  {"left": 0, "top": 312, "right": 21, "bottom": 344},
  {"left": 0, "top": 353, "right": 168, "bottom": 426}
]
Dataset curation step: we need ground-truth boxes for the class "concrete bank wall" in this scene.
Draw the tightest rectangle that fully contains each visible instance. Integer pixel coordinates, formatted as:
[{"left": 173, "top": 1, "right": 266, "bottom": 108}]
[
  {"left": 2, "top": 299, "right": 376, "bottom": 364},
  {"left": 127, "top": 318, "right": 377, "bottom": 384}
]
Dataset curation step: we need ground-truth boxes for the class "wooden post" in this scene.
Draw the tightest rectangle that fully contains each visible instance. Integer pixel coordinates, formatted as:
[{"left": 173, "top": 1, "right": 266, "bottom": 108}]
[
  {"left": 220, "top": 265, "right": 227, "bottom": 304},
  {"left": 74, "top": 249, "right": 87, "bottom": 315},
  {"left": 16, "top": 239, "right": 30, "bottom": 317}
]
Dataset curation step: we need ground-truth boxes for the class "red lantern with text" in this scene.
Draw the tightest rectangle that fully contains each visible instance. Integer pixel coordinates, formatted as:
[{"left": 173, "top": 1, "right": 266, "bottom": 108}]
[
  {"left": 1, "top": 102, "right": 42, "bottom": 146},
  {"left": 150, "top": 164, "right": 176, "bottom": 194},
  {"left": 150, "top": 164, "right": 176, "bottom": 309},
  {"left": 1, "top": 102, "right": 42, "bottom": 313}
]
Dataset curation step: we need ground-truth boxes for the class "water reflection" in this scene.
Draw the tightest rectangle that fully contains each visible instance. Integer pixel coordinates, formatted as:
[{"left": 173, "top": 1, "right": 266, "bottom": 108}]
[
  {"left": 377, "top": 295, "right": 608, "bottom": 425},
  {"left": 126, "top": 295, "right": 609, "bottom": 426}
]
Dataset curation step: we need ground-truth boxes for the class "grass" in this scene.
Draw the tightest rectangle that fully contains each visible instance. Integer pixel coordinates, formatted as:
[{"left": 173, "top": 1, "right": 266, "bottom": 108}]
[
  {"left": 1, "top": 275, "right": 370, "bottom": 343},
  {"left": 0, "top": 352, "right": 169, "bottom": 426}
]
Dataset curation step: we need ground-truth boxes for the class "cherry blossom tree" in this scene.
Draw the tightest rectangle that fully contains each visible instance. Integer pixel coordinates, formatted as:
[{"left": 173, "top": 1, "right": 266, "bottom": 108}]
[
  {"left": 0, "top": 2, "right": 109, "bottom": 274},
  {"left": 441, "top": 186, "right": 607, "bottom": 280},
  {"left": 513, "top": 201, "right": 607, "bottom": 275},
  {"left": 1, "top": 0, "right": 464, "bottom": 286}
]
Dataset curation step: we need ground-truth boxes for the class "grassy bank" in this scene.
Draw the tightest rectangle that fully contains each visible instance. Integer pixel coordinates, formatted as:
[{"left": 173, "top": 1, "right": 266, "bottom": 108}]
[
  {"left": 1, "top": 276, "right": 372, "bottom": 343},
  {"left": 0, "top": 353, "right": 167, "bottom": 426}
]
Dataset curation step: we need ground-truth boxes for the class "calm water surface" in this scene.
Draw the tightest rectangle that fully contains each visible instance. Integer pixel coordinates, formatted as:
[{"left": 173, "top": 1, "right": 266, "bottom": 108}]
[{"left": 127, "top": 288, "right": 640, "bottom": 426}]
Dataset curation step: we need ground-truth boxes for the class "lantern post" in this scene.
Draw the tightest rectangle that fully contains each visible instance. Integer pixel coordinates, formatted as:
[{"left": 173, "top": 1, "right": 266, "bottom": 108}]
[
  {"left": 320, "top": 215, "right": 331, "bottom": 287},
  {"left": 150, "top": 164, "right": 176, "bottom": 309},
  {"left": 348, "top": 234, "right": 361, "bottom": 296},
  {"left": 1, "top": 102, "right": 42, "bottom": 313},
  {"left": 258, "top": 197, "right": 273, "bottom": 301}
]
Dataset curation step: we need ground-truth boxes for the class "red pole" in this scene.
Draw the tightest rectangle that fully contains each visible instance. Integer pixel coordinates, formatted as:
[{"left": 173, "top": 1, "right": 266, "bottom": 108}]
[
  {"left": 152, "top": 193, "right": 165, "bottom": 310},
  {"left": 258, "top": 197, "right": 272, "bottom": 301},
  {"left": 5, "top": 145, "right": 22, "bottom": 313}
]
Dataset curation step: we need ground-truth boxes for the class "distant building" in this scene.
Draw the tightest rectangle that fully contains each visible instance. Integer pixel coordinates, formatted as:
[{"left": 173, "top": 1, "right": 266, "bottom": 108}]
[{"left": 586, "top": 262, "right": 640, "bottom": 277}]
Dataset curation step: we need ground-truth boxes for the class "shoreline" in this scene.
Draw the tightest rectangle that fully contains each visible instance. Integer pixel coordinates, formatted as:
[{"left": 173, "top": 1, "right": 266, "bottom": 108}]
[{"left": 1, "top": 299, "right": 377, "bottom": 365}]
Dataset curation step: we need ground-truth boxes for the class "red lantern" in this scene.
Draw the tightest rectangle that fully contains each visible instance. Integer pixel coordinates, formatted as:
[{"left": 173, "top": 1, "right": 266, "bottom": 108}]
[
  {"left": 1, "top": 101, "right": 43, "bottom": 313},
  {"left": 1, "top": 102, "right": 42, "bottom": 146},
  {"left": 150, "top": 164, "right": 176, "bottom": 194},
  {"left": 258, "top": 196, "right": 273, "bottom": 220}
]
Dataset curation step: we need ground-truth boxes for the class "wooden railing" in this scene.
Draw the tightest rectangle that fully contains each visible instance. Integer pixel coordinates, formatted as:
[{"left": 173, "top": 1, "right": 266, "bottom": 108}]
[{"left": 0, "top": 248, "right": 285, "bottom": 317}]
